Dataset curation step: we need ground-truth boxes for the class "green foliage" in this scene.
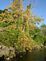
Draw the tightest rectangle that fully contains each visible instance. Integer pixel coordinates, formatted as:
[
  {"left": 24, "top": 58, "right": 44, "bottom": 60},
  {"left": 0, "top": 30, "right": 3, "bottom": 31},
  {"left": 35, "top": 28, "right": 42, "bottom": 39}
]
[
  {"left": 29, "top": 27, "right": 46, "bottom": 45},
  {"left": 0, "top": 0, "right": 45, "bottom": 52}
]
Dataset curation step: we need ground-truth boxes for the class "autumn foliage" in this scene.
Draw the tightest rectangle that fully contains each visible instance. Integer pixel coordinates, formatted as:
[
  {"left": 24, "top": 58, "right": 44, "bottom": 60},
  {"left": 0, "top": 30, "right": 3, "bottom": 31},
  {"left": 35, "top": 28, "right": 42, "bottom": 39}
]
[{"left": 0, "top": 0, "right": 43, "bottom": 52}]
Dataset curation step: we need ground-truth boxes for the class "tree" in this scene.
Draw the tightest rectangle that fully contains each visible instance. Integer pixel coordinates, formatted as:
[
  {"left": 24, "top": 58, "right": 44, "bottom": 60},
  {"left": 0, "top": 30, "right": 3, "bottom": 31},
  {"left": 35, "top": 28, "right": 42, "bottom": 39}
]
[
  {"left": 0, "top": 0, "right": 43, "bottom": 52},
  {"left": 41, "top": 24, "right": 46, "bottom": 45}
]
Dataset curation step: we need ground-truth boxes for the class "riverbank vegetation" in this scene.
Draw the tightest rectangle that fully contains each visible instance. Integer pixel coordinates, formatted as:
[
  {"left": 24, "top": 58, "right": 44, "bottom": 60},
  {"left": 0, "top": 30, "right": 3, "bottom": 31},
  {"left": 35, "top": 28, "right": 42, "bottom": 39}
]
[{"left": 0, "top": 0, "right": 46, "bottom": 61}]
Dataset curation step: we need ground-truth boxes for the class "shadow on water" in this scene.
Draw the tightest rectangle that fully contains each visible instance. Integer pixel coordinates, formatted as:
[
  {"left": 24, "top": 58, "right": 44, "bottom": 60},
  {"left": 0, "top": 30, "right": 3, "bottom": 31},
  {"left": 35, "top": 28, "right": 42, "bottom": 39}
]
[
  {"left": 16, "top": 48, "right": 46, "bottom": 61},
  {"left": 0, "top": 55, "right": 5, "bottom": 61},
  {"left": 13, "top": 47, "right": 45, "bottom": 61}
]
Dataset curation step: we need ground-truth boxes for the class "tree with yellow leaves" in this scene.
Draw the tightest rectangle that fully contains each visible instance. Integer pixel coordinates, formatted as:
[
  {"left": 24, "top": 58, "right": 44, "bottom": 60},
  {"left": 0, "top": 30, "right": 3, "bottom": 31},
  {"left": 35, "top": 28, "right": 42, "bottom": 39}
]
[{"left": 0, "top": 0, "right": 43, "bottom": 53}]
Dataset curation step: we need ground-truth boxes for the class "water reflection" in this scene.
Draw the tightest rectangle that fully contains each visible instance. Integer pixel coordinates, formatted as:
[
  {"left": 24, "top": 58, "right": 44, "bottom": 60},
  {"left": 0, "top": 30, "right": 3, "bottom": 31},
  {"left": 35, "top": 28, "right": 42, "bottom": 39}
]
[{"left": 16, "top": 47, "right": 44, "bottom": 61}]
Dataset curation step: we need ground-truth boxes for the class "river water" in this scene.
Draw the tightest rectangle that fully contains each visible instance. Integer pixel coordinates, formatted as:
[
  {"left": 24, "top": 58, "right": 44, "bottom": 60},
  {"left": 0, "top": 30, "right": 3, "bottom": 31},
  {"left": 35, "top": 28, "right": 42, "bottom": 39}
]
[{"left": 15, "top": 47, "right": 45, "bottom": 61}]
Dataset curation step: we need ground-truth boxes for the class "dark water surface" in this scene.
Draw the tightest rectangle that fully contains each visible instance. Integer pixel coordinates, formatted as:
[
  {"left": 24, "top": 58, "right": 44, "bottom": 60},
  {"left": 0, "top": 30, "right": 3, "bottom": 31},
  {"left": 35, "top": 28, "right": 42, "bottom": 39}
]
[{"left": 14, "top": 47, "right": 45, "bottom": 61}]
